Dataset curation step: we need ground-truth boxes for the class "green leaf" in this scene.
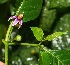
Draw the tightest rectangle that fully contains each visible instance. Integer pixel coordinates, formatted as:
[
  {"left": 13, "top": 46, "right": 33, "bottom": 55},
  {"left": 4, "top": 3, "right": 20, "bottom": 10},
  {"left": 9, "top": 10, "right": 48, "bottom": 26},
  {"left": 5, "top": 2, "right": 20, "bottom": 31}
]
[
  {"left": 16, "top": 0, "right": 43, "bottom": 22},
  {"left": 40, "top": 8, "right": 56, "bottom": 32},
  {"left": 45, "top": 32, "right": 67, "bottom": 41},
  {"left": 39, "top": 50, "right": 70, "bottom": 65},
  {"left": 30, "top": 27, "right": 44, "bottom": 41},
  {"left": 47, "top": 0, "right": 70, "bottom": 9}
]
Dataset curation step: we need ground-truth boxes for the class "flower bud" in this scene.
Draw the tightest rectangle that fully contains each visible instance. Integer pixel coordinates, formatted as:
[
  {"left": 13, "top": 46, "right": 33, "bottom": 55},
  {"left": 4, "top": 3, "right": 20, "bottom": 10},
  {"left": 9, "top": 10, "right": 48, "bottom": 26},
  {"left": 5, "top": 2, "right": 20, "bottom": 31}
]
[{"left": 15, "top": 35, "right": 21, "bottom": 41}]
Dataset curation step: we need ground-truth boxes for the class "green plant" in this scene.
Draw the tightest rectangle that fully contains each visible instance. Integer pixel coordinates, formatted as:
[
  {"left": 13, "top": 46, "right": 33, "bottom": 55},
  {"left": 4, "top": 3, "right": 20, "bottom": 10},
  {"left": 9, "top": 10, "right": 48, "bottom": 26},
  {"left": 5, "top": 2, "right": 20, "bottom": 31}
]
[{"left": 0, "top": 0, "right": 70, "bottom": 65}]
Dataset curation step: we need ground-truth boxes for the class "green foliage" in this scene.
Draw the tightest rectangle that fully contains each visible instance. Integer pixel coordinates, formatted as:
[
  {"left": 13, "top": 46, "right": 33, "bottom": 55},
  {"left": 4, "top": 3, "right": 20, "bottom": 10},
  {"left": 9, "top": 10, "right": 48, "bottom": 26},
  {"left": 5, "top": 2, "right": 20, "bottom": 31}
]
[
  {"left": 45, "top": 32, "right": 67, "bottom": 41},
  {"left": 52, "top": 14, "right": 70, "bottom": 50},
  {"left": 40, "top": 8, "right": 56, "bottom": 32},
  {"left": 9, "top": 46, "right": 38, "bottom": 65},
  {"left": 31, "top": 27, "right": 67, "bottom": 42},
  {"left": 1, "top": 0, "right": 70, "bottom": 65},
  {"left": 39, "top": 50, "right": 70, "bottom": 65},
  {"left": 47, "top": 0, "right": 70, "bottom": 9},
  {"left": 0, "top": 0, "right": 8, "bottom": 4},
  {"left": 30, "top": 27, "right": 44, "bottom": 41},
  {"left": 16, "top": 0, "right": 43, "bottom": 22}
]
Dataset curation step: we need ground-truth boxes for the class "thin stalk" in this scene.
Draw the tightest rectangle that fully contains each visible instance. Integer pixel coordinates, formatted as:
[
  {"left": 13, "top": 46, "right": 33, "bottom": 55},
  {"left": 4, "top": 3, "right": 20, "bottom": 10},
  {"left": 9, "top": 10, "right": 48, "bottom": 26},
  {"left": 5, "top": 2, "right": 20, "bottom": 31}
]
[
  {"left": 4, "top": 21, "right": 13, "bottom": 65},
  {"left": 5, "top": 43, "right": 8, "bottom": 65},
  {"left": 3, "top": 21, "right": 13, "bottom": 65},
  {"left": 39, "top": 40, "right": 43, "bottom": 45},
  {"left": 2, "top": 39, "right": 9, "bottom": 65},
  {"left": 5, "top": 22, "right": 13, "bottom": 41},
  {"left": 9, "top": 43, "right": 39, "bottom": 46}
]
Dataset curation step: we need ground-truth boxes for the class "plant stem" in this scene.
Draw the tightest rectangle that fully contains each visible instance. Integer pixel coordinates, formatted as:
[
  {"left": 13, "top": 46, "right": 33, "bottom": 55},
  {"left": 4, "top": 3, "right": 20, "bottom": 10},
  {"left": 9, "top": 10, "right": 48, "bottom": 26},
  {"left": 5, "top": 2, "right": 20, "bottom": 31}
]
[
  {"left": 4, "top": 1, "right": 25, "bottom": 65},
  {"left": 2, "top": 39, "right": 8, "bottom": 65},
  {"left": 9, "top": 42, "right": 39, "bottom": 46},
  {"left": 3, "top": 21, "right": 13, "bottom": 65},
  {"left": 5, "top": 43, "right": 8, "bottom": 65},
  {"left": 5, "top": 22, "right": 13, "bottom": 41},
  {"left": 39, "top": 41, "right": 43, "bottom": 45}
]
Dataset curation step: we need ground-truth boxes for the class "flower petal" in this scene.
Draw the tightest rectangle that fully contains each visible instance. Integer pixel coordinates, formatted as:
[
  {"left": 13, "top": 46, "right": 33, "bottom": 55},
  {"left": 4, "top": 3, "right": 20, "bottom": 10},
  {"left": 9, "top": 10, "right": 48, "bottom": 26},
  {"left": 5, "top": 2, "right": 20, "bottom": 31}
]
[
  {"left": 12, "top": 18, "right": 19, "bottom": 26},
  {"left": 8, "top": 16, "right": 17, "bottom": 21},
  {"left": 18, "top": 20, "right": 23, "bottom": 29}
]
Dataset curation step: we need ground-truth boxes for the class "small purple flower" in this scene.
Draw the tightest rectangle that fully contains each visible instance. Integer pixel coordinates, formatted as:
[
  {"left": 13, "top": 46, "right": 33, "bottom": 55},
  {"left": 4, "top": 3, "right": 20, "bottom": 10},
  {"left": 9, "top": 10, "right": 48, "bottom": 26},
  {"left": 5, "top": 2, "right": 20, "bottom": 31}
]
[{"left": 8, "top": 14, "right": 23, "bottom": 29}]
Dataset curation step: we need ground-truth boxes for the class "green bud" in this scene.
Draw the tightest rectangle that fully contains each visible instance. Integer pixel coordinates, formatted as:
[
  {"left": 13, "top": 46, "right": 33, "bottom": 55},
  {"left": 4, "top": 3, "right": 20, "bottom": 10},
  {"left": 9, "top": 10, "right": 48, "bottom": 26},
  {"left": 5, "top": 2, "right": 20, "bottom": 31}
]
[{"left": 15, "top": 35, "right": 21, "bottom": 41}]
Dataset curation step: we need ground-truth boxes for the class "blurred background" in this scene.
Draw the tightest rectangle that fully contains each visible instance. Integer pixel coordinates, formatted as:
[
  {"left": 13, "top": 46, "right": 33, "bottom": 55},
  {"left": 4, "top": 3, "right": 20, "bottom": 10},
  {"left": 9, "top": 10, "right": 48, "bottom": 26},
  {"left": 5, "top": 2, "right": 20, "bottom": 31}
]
[{"left": 0, "top": 0, "right": 70, "bottom": 65}]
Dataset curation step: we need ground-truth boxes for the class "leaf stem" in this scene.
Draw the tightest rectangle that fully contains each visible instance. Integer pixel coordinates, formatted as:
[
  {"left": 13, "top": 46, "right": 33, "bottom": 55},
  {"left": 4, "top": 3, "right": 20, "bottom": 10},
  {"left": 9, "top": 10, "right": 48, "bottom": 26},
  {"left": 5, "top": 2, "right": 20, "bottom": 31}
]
[
  {"left": 39, "top": 40, "right": 44, "bottom": 45},
  {"left": 9, "top": 42, "right": 39, "bottom": 46}
]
